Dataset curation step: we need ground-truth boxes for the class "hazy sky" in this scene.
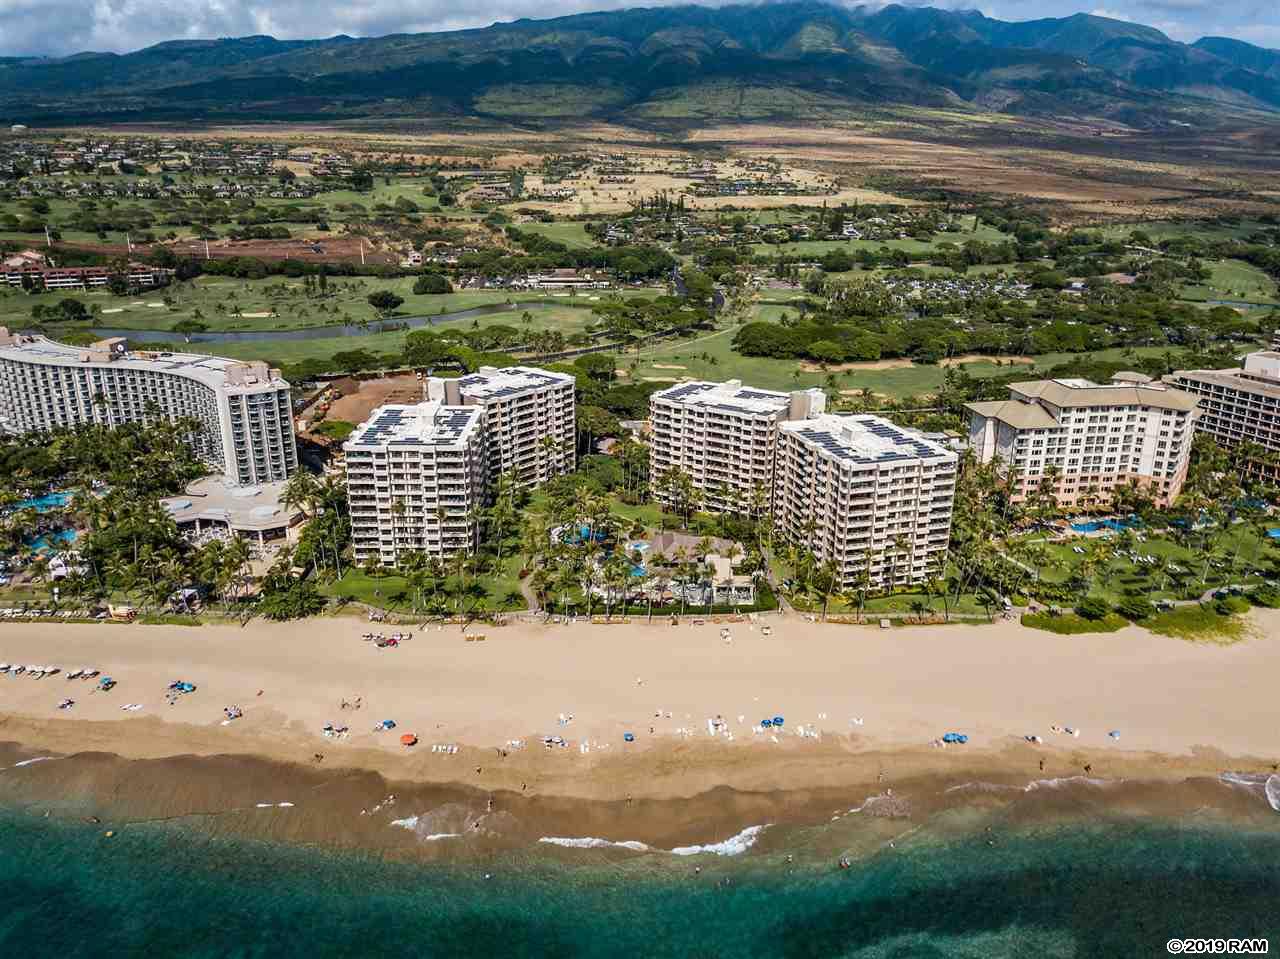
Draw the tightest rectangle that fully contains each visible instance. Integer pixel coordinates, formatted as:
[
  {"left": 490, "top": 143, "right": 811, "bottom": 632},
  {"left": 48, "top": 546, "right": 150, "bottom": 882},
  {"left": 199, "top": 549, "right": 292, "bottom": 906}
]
[{"left": 0, "top": 0, "right": 1276, "bottom": 58}]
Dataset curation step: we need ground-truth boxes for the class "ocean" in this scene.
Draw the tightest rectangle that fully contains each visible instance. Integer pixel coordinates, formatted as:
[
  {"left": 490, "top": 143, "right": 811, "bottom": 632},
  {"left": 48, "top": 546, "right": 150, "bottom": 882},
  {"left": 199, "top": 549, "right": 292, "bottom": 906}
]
[{"left": 2, "top": 792, "right": 1279, "bottom": 957}]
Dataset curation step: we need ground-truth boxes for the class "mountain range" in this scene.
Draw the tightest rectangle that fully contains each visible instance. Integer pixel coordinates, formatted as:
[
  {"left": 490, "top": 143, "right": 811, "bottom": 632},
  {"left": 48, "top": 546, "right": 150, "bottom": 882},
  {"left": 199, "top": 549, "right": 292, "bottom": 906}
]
[{"left": 2, "top": 2, "right": 1279, "bottom": 128}]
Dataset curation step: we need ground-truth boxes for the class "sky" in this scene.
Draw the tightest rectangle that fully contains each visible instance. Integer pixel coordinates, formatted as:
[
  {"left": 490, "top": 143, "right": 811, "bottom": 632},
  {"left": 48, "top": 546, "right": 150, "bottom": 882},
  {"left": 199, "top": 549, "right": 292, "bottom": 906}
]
[{"left": 0, "top": 0, "right": 1276, "bottom": 58}]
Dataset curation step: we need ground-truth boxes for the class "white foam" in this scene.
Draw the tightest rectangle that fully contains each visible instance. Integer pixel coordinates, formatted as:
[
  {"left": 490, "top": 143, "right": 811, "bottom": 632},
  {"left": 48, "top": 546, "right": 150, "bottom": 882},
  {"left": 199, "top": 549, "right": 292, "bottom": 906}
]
[
  {"left": 847, "top": 791, "right": 905, "bottom": 810},
  {"left": 534, "top": 825, "right": 771, "bottom": 857},
  {"left": 669, "top": 824, "right": 769, "bottom": 857},
  {"left": 1022, "top": 776, "right": 1111, "bottom": 791},
  {"left": 1219, "top": 771, "right": 1263, "bottom": 789},
  {"left": 539, "top": 836, "right": 651, "bottom": 852},
  {"left": 1219, "top": 772, "right": 1280, "bottom": 812},
  {"left": 2, "top": 756, "right": 55, "bottom": 771},
  {"left": 947, "top": 776, "right": 1113, "bottom": 794},
  {"left": 388, "top": 816, "right": 460, "bottom": 840},
  {"left": 944, "top": 781, "right": 1021, "bottom": 795}
]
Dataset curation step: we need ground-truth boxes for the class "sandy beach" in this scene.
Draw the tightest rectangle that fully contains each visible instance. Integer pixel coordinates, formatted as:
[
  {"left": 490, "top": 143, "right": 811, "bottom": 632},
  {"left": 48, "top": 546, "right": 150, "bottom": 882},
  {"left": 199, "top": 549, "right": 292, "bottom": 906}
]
[{"left": 1, "top": 611, "right": 1278, "bottom": 800}]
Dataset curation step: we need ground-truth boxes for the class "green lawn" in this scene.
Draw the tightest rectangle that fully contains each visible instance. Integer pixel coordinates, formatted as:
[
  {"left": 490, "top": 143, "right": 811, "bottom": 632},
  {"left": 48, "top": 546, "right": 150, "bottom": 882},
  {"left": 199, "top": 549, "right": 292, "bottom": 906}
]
[
  {"left": 1010, "top": 521, "right": 1278, "bottom": 606},
  {"left": 0, "top": 177, "right": 459, "bottom": 249},
  {"left": 1095, "top": 220, "right": 1269, "bottom": 244},
  {"left": 517, "top": 221, "right": 599, "bottom": 249},
  {"left": 1179, "top": 259, "right": 1279, "bottom": 305},
  {"left": 621, "top": 318, "right": 1190, "bottom": 399},
  {"left": 1, "top": 280, "right": 597, "bottom": 335},
  {"left": 749, "top": 223, "right": 1013, "bottom": 260},
  {"left": 193, "top": 303, "right": 602, "bottom": 366},
  {"left": 320, "top": 553, "right": 527, "bottom": 614}
]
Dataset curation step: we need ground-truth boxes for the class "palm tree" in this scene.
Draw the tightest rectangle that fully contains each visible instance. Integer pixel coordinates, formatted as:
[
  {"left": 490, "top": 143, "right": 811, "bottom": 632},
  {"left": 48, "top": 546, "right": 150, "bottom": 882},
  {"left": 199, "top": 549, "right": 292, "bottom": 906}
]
[
  {"left": 848, "top": 565, "right": 872, "bottom": 623},
  {"left": 225, "top": 536, "right": 252, "bottom": 602},
  {"left": 282, "top": 468, "right": 321, "bottom": 518},
  {"left": 529, "top": 566, "right": 552, "bottom": 614},
  {"left": 813, "top": 558, "right": 841, "bottom": 622},
  {"left": 602, "top": 553, "right": 630, "bottom": 620},
  {"left": 889, "top": 534, "right": 912, "bottom": 594}
]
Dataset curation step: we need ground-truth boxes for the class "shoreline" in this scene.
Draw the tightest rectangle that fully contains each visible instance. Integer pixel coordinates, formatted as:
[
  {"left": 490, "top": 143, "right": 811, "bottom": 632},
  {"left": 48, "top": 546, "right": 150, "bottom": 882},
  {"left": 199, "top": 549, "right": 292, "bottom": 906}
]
[
  {"left": 3, "top": 611, "right": 1279, "bottom": 768},
  {"left": 0, "top": 611, "right": 1277, "bottom": 811}
]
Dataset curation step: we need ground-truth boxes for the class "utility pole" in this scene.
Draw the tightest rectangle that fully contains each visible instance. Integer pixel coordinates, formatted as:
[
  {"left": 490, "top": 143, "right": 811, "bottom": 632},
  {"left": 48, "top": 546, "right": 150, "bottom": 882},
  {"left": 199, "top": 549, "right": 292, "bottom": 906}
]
[
  {"left": 204, "top": 238, "right": 210, "bottom": 260},
  {"left": 44, "top": 225, "right": 51, "bottom": 248},
  {"left": 359, "top": 239, "right": 365, "bottom": 266},
  {"left": 126, "top": 232, "right": 132, "bottom": 254}
]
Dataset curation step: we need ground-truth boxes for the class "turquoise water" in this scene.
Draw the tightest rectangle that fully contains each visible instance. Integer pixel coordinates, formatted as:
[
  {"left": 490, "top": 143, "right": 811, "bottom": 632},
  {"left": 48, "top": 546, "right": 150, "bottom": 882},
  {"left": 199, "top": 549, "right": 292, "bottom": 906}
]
[
  {"left": 26, "top": 529, "right": 77, "bottom": 553},
  {"left": 1, "top": 809, "right": 1277, "bottom": 957},
  {"left": 15, "top": 491, "right": 71, "bottom": 513},
  {"left": 1070, "top": 517, "right": 1140, "bottom": 533}
]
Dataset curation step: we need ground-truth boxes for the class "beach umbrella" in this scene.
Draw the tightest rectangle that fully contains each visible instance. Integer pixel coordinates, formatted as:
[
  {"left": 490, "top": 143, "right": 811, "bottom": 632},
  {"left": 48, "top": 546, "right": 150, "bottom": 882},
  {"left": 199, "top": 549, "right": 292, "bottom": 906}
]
[
  {"left": 761, "top": 718, "right": 772, "bottom": 727},
  {"left": 623, "top": 732, "right": 635, "bottom": 742},
  {"left": 772, "top": 716, "right": 784, "bottom": 726},
  {"left": 382, "top": 719, "right": 397, "bottom": 729},
  {"left": 400, "top": 733, "right": 418, "bottom": 747}
]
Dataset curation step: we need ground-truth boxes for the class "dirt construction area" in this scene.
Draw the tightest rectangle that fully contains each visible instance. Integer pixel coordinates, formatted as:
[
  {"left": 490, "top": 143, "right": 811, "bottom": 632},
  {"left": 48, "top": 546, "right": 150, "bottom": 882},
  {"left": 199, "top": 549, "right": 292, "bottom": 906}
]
[
  {"left": 62, "top": 235, "right": 398, "bottom": 265},
  {"left": 324, "top": 374, "right": 424, "bottom": 425}
]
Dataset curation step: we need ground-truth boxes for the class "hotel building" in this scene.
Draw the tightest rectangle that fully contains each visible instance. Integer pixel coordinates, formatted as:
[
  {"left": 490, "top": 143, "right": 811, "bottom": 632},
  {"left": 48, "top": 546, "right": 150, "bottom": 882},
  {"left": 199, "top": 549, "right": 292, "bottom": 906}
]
[
  {"left": 966, "top": 374, "right": 1198, "bottom": 508},
  {"left": 428, "top": 366, "right": 575, "bottom": 489},
  {"left": 774, "top": 414, "right": 958, "bottom": 589},
  {"left": 0, "top": 329, "right": 296, "bottom": 486},
  {"left": 648, "top": 379, "right": 826, "bottom": 513},
  {"left": 343, "top": 402, "right": 488, "bottom": 566},
  {"left": 1165, "top": 351, "right": 1280, "bottom": 479}
]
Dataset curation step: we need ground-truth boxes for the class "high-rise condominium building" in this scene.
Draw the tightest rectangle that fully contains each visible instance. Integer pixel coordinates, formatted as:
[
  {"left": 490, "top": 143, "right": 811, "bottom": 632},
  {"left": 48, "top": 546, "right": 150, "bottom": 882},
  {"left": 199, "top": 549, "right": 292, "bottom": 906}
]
[
  {"left": 966, "top": 373, "right": 1198, "bottom": 508},
  {"left": 0, "top": 329, "right": 296, "bottom": 486},
  {"left": 427, "top": 365, "right": 575, "bottom": 489},
  {"left": 774, "top": 414, "right": 957, "bottom": 589},
  {"left": 1165, "top": 350, "right": 1280, "bottom": 479},
  {"left": 648, "top": 379, "right": 826, "bottom": 513},
  {"left": 343, "top": 401, "right": 487, "bottom": 566}
]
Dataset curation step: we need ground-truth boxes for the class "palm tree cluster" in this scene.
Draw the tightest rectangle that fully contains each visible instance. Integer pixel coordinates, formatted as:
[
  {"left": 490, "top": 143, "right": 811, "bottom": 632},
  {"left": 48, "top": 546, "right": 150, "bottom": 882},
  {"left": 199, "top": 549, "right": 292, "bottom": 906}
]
[
  {"left": 0, "top": 420, "right": 229, "bottom": 610},
  {"left": 50, "top": 490, "right": 254, "bottom": 614},
  {"left": 516, "top": 478, "right": 773, "bottom": 620}
]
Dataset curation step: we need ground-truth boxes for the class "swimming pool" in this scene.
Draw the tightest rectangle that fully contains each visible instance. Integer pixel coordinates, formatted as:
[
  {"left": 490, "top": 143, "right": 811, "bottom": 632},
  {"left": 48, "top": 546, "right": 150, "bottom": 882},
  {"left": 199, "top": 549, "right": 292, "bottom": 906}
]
[
  {"left": 16, "top": 491, "right": 72, "bottom": 513},
  {"left": 27, "top": 530, "right": 77, "bottom": 554},
  {"left": 1071, "top": 517, "right": 1140, "bottom": 534}
]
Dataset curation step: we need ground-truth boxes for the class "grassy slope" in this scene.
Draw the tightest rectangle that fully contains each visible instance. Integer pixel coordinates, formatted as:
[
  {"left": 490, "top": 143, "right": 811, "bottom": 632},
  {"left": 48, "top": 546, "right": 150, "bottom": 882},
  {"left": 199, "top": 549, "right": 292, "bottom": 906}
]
[
  {"left": 1015, "top": 522, "right": 1278, "bottom": 606},
  {"left": 621, "top": 316, "right": 1188, "bottom": 397}
]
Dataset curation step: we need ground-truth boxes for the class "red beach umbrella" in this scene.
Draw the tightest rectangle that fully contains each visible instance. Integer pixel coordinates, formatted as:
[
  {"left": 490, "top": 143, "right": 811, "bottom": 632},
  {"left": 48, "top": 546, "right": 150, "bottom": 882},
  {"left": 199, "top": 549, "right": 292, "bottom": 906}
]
[{"left": 400, "top": 733, "right": 418, "bottom": 747}]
